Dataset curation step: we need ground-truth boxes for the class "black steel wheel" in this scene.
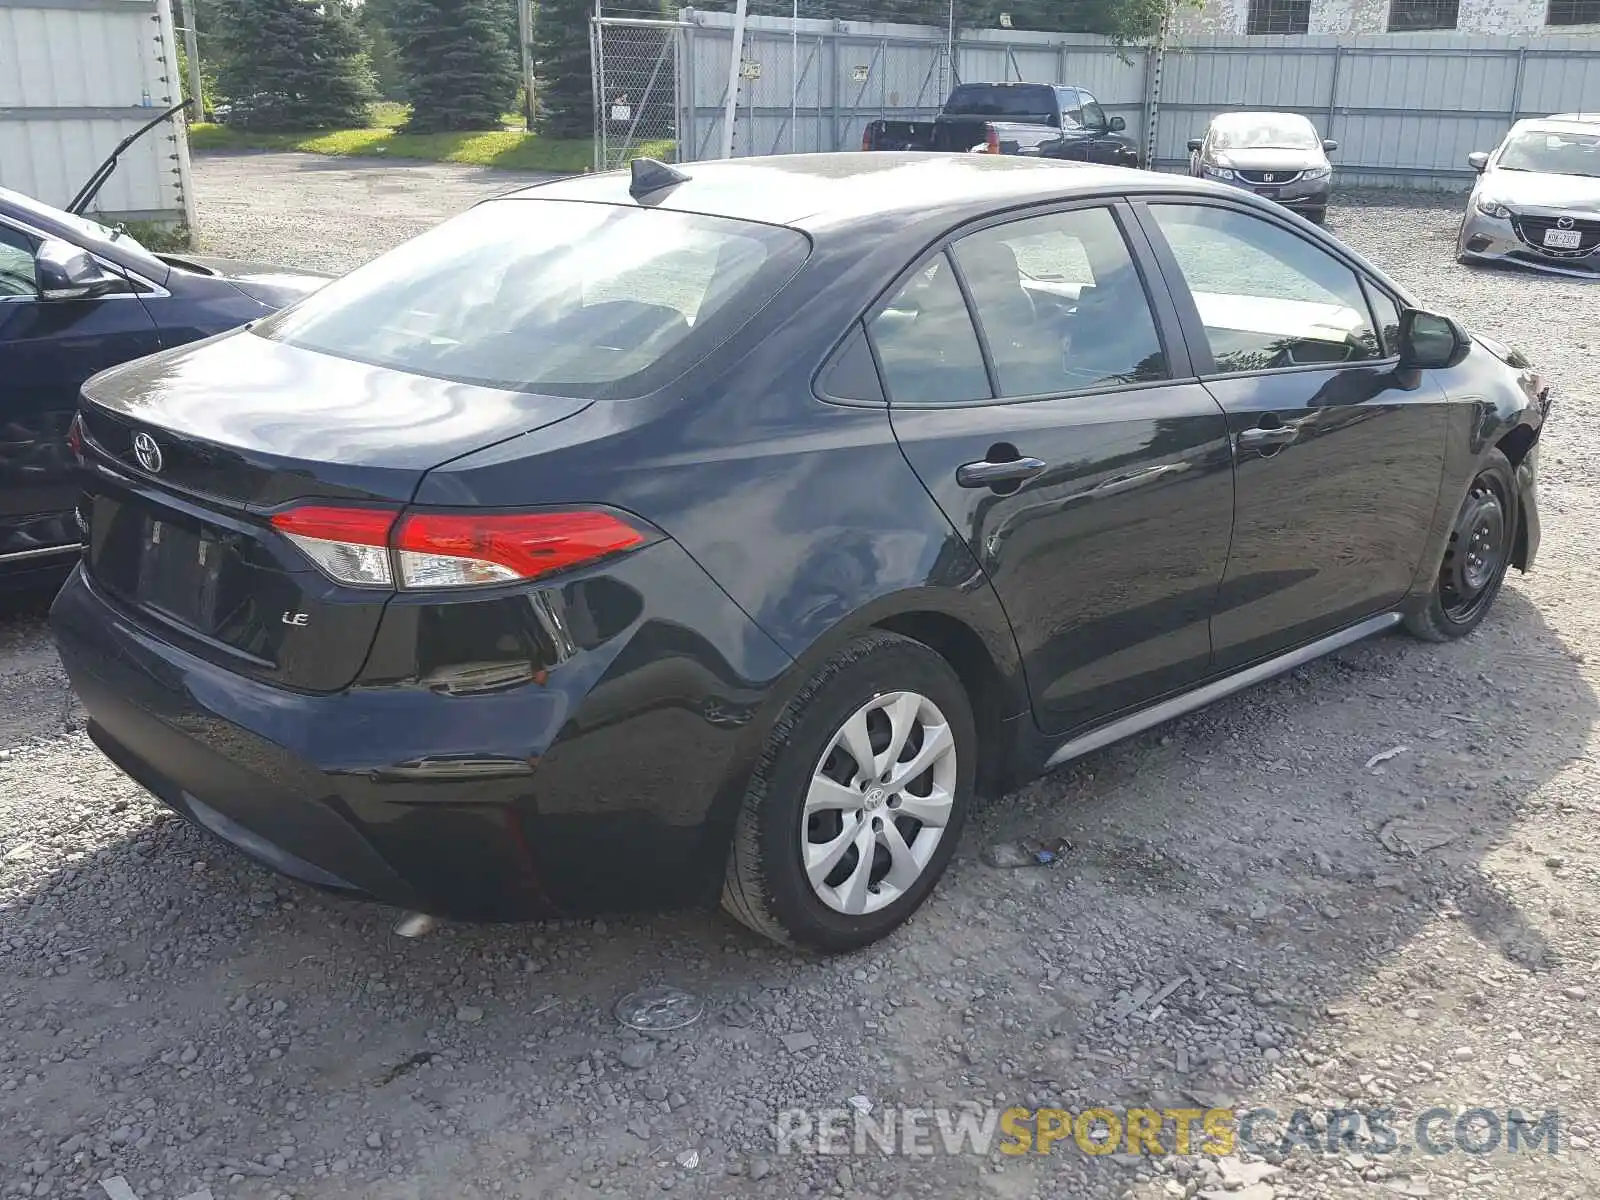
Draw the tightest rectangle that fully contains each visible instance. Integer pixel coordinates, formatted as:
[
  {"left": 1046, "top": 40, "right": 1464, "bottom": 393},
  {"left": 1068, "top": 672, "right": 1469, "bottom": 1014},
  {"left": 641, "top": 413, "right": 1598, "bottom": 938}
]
[{"left": 1405, "top": 450, "right": 1517, "bottom": 642}]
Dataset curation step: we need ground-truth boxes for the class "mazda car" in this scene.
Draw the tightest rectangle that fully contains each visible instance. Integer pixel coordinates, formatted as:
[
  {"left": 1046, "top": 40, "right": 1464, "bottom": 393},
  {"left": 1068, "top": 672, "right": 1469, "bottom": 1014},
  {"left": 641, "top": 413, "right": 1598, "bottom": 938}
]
[
  {"left": 1458, "top": 116, "right": 1600, "bottom": 277},
  {"left": 52, "top": 154, "right": 1549, "bottom": 952},
  {"left": 1188, "top": 112, "right": 1338, "bottom": 224}
]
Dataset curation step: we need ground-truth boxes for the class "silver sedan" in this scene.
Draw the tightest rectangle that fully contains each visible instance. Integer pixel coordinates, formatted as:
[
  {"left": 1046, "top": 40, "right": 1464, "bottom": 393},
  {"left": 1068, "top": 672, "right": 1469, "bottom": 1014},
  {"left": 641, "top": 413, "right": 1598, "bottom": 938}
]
[{"left": 1458, "top": 117, "right": 1600, "bottom": 278}]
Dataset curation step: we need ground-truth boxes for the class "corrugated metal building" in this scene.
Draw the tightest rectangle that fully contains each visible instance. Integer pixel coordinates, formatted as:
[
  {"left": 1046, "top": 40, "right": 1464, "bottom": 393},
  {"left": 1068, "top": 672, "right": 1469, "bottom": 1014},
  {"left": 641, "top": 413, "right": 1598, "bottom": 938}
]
[{"left": 0, "top": 0, "right": 194, "bottom": 227}]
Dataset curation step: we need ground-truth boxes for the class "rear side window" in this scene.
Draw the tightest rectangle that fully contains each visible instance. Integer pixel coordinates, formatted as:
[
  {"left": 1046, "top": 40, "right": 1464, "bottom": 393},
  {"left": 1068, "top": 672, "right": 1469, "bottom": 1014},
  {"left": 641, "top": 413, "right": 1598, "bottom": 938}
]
[
  {"left": 1147, "top": 204, "right": 1381, "bottom": 373},
  {"left": 868, "top": 254, "right": 990, "bottom": 406},
  {"left": 256, "top": 199, "right": 809, "bottom": 398},
  {"left": 952, "top": 207, "right": 1168, "bottom": 398}
]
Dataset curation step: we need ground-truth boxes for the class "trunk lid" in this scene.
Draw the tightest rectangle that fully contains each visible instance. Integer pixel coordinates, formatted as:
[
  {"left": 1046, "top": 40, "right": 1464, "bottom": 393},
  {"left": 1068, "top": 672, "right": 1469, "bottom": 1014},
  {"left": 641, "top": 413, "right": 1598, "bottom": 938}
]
[{"left": 77, "top": 330, "right": 590, "bottom": 692}]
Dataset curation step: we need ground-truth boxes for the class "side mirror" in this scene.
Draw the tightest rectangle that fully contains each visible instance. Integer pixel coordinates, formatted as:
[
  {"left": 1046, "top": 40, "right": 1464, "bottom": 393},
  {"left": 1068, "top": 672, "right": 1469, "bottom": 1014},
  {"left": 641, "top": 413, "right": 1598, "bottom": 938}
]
[
  {"left": 1397, "top": 307, "right": 1470, "bottom": 371},
  {"left": 1108, "top": 116, "right": 1126, "bottom": 132},
  {"left": 1322, "top": 138, "right": 1339, "bottom": 153},
  {"left": 35, "top": 239, "right": 129, "bottom": 301},
  {"left": 1187, "top": 137, "right": 1203, "bottom": 152},
  {"left": 1467, "top": 151, "right": 1489, "bottom": 172}
]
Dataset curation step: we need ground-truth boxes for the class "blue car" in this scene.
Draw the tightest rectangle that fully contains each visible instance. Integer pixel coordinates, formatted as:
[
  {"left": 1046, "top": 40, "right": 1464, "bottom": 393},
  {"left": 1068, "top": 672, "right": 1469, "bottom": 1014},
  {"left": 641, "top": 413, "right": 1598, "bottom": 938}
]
[{"left": 0, "top": 185, "right": 327, "bottom": 588}]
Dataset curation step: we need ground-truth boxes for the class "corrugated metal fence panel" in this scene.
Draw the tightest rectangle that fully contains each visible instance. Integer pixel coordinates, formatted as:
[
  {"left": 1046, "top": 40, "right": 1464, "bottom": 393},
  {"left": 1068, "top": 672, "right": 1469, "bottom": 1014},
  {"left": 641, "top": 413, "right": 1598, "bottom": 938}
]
[
  {"left": 1519, "top": 43, "right": 1600, "bottom": 113},
  {"left": 0, "top": 0, "right": 190, "bottom": 222},
  {"left": 669, "top": 12, "right": 1600, "bottom": 190},
  {"left": 0, "top": 4, "right": 155, "bottom": 108}
]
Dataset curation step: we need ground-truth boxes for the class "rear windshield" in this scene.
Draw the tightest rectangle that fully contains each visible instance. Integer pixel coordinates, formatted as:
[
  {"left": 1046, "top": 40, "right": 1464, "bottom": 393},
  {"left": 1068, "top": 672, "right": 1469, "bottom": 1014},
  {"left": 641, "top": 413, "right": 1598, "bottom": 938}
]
[
  {"left": 255, "top": 198, "right": 810, "bottom": 397},
  {"left": 944, "top": 85, "right": 1055, "bottom": 118}
]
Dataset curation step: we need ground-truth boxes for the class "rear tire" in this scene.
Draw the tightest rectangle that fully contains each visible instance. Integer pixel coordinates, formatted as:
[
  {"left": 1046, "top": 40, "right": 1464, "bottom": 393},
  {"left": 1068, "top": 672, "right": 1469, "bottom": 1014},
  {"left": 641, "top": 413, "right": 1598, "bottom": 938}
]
[
  {"left": 721, "top": 631, "right": 975, "bottom": 952},
  {"left": 1405, "top": 450, "right": 1517, "bottom": 643}
]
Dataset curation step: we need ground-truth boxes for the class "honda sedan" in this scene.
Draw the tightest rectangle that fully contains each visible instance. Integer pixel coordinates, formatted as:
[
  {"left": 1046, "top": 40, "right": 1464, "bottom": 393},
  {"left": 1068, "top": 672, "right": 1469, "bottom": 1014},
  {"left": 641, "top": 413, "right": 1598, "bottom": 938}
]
[
  {"left": 1187, "top": 112, "right": 1338, "bottom": 224},
  {"left": 52, "top": 154, "right": 1549, "bottom": 951}
]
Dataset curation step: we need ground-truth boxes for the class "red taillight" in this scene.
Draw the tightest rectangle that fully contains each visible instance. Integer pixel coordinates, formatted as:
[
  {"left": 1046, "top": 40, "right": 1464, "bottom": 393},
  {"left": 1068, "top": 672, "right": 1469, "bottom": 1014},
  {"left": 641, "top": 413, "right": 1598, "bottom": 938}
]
[
  {"left": 394, "top": 511, "right": 646, "bottom": 590},
  {"left": 271, "top": 505, "right": 396, "bottom": 545},
  {"left": 66, "top": 413, "right": 84, "bottom": 463},
  {"left": 268, "top": 504, "right": 648, "bottom": 591}
]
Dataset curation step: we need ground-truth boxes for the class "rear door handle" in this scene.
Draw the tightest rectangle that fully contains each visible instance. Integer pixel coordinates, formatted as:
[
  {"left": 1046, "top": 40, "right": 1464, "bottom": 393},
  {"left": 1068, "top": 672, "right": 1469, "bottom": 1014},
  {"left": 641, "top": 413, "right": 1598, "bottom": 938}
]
[
  {"left": 956, "top": 457, "right": 1048, "bottom": 489},
  {"left": 1237, "top": 422, "right": 1301, "bottom": 451}
]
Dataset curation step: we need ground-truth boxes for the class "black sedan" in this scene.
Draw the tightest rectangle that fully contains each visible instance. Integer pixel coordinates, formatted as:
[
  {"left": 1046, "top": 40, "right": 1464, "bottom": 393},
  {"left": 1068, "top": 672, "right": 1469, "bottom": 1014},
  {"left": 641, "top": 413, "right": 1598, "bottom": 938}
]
[
  {"left": 1188, "top": 112, "right": 1338, "bottom": 224},
  {"left": 51, "top": 154, "right": 1548, "bottom": 951},
  {"left": 1, "top": 185, "right": 327, "bottom": 589}
]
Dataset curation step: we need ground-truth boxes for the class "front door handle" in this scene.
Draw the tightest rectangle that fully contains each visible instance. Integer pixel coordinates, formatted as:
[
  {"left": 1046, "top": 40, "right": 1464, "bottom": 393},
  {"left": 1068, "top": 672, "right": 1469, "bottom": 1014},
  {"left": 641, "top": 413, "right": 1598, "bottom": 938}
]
[
  {"left": 956, "top": 456, "right": 1047, "bottom": 489},
  {"left": 1237, "top": 421, "right": 1301, "bottom": 452}
]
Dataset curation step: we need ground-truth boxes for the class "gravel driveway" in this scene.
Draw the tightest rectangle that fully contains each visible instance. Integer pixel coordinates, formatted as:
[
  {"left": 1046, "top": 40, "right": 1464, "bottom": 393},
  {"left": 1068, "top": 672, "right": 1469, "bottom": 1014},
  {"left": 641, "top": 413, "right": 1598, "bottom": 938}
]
[{"left": 3, "top": 154, "right": 1597, "bottom": 1200}]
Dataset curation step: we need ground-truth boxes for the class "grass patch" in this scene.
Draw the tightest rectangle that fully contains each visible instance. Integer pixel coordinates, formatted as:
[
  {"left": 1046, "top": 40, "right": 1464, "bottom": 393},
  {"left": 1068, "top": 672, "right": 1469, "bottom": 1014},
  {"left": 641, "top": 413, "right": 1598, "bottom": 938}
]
[
  {"left": 115, "top": 219, "right": 192, "bottom": 252},
  {"left": 189, "top": 106, "right": 674, "bottom": 175}
]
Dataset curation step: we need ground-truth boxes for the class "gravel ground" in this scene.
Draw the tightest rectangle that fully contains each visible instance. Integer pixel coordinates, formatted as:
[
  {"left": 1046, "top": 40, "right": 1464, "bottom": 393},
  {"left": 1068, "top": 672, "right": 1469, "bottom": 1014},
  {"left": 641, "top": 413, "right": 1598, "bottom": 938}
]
[{"left": 2, "top": 154, "right": 1598, "bottom": 1200}]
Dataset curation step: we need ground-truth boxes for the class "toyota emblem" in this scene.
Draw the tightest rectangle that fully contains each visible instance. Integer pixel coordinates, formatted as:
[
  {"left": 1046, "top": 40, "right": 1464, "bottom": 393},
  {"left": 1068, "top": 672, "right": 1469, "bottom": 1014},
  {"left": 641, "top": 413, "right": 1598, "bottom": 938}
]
[
  {"left": 1557, "top": 215, "right": 1575, "bottom": 229},
  {"left": 132, "top": 431, "right": 164, "bottom": 474}
]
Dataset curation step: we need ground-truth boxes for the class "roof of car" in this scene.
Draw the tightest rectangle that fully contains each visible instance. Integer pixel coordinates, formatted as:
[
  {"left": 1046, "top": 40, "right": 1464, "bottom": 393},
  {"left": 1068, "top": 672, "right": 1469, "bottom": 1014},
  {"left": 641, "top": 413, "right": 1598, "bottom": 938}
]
[{"left": 497, "top": 152, "right": 1214, "bottom": 231}]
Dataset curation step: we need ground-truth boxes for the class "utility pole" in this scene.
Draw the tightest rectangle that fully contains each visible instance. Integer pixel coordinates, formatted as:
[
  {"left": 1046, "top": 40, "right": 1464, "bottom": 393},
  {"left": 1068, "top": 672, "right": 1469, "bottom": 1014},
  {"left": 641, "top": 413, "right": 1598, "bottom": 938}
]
[
  {"left": 518, "top": 0, "right": 537, "bottom": 130},
  {"left": 181, "top": 3, "right": 204, "bottom": 120},
  {"left": 1144, "top": 0, "right": 1172, "bottom": 172},
  {"left": 719, "top": 0, "right": 749, "bottom": 158}
]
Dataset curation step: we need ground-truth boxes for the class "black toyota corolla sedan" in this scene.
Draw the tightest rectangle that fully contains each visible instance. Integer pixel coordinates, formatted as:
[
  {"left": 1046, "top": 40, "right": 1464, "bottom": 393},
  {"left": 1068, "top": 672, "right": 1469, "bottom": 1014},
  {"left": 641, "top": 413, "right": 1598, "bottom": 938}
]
[{"left": 52, "top": 154, "right": 1549, "bottom": 952}]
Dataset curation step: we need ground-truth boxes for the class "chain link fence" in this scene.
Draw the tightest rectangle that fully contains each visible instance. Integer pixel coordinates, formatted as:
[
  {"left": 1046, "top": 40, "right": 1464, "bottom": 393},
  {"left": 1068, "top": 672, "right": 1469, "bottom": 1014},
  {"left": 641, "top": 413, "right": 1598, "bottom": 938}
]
[
  {"left": 591, "top": 17, "right": 683, "bottom": 172},
  {"left": 591, "top": 12, "right": 1600, "bottom": 188}
]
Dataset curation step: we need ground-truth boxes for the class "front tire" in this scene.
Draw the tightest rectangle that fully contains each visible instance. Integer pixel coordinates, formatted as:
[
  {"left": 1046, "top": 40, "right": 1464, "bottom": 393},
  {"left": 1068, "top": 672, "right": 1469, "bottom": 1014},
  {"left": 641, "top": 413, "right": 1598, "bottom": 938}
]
[
  {"left": 721, "top": 631, "right": 975, "bottom": 951},
  {"left": 1304, "top": 207, "right": 1327, "bottom": 226},
  {"left": 1405, "top": 450, "right": 1517, "bottom": 642}
]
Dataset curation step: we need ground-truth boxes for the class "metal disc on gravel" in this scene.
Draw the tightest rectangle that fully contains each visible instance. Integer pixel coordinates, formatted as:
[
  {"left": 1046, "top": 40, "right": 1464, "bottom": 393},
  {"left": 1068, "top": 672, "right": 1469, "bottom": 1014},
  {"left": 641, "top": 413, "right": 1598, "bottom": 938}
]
[{"left": 615, "top": 986, "right": 704, "bottom": 1032}]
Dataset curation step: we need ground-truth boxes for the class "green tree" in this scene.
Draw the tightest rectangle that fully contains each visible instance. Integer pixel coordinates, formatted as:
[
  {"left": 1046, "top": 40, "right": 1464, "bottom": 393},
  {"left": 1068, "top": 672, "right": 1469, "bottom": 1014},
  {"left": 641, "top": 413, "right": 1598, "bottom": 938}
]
[
  {"left": 387, "top": 0, "right": 520, "bottom": 131},
  {"left": 532, "top": 0, "right": 595, "bottom": 138},
  {"left": 358, "top": 0, "right": 408, "bottom": 103},
  {"left": 211, "top": 0, "right": 375, "bottom": 130}
]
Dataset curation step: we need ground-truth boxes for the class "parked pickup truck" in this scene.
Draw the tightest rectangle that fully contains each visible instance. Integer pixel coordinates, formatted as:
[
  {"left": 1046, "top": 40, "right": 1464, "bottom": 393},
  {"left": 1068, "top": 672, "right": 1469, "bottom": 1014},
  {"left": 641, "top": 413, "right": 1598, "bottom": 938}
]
[{"left": 861, "top": 82, "right": 1139, "bottom": 166}]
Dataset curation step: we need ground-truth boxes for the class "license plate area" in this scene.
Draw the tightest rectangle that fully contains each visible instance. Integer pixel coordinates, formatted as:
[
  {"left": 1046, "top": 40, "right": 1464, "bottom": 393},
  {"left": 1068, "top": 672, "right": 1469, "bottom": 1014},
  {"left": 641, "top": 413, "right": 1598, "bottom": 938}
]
[
  {"left": 136, "top": 515, "right": 222, "bottom": 630},
  {"left": 1254, "top": 187, "right": 1280, "bottom": 198},
  {"left": 1542, "top": 228, "right": 1582, "bottom": 250}
]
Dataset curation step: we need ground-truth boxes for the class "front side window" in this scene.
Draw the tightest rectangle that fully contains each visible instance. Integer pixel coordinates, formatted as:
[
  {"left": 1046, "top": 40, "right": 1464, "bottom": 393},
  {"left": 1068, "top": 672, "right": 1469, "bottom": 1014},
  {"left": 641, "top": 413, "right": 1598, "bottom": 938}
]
[
  {"left": 869, "top": 254, "right": 990, "bottom": 406},
  {"left": 952, "top": 207, "right": 1167, "bottom": 398},
  {"left": 1080, "top": 93, "right": 1108, "bottom": 131},
  {"left": 1056, "top": 89, "right": 1084, "bottom": 129},
  {"left": 257, "top": 199, "right": 809, "bottom": 397},
  {"left": 1148, "top": 204, "right": 1381, "bottom": 374},
  {"left": 1364, "top": 284, "right": 1404, "bottom": 357},
  {"left": 0, "top": 223, "right": 38, "bottom": 299}
]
